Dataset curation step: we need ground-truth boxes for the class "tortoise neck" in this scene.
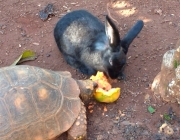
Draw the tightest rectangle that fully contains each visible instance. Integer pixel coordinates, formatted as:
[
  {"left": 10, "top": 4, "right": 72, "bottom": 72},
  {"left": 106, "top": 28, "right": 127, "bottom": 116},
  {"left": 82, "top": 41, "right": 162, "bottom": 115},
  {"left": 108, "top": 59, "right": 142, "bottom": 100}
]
[{"left": 76, "top": 80, "right": 96, "bottom": 103}]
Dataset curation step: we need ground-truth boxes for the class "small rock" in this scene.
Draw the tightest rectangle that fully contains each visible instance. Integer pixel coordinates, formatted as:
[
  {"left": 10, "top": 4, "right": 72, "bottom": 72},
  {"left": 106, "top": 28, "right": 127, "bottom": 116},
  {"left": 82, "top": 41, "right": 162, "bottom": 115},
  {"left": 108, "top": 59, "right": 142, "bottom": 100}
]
[
  {"left": 112, "top": 128, "right": 118, "bottom": 135},
  {"left": 154, "top": 9, "right": 163, "bottom": 16},
  {"left": 46, "top": 53, "right": 51, "bottom": 57},
  {"left": 39, "top": 4, "right": 55, "bottom": 21},
  {"left": 1, "top": 25, "right": 6, "bottom": 29},
  {"left": 33, "top": 42, "right": 39, "bottom": 46},
  {"left": 103, "top": 106, "right": 107, "bottom": 112},
  {"left": 121, "top": 121, "right": 132, "bottom": 126}
]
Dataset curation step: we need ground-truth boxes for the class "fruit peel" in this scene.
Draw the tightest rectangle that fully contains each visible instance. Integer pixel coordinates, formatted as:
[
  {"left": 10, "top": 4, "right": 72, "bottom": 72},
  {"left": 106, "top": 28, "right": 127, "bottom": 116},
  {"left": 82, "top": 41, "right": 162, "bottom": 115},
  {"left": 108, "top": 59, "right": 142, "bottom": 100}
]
[{"left": 94, "top": 88, "right": 120, "bottom": 103}]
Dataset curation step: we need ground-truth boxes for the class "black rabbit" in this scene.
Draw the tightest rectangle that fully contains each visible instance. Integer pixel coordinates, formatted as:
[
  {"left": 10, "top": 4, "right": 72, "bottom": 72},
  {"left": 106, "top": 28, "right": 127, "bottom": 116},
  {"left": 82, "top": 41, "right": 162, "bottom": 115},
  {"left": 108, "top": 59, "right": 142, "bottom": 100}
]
[{"left": 54, "top": 10, "right": 144, "bottom": 79}]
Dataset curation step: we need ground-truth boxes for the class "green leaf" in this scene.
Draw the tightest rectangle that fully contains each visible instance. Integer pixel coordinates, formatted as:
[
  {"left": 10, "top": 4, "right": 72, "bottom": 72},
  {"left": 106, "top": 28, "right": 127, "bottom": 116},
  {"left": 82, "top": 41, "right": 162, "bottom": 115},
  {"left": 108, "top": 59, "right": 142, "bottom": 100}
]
[
  {"left": 163, "top": 113, "right": 171, "bottom": 121},
  {"left": 174, "top": 60, "right": 180, "bottom": 68},
  {"left": 11, "top": 50, "right": 37, "bottom": 66},
  {"left": 148, "top": 106, "right": 155, "bottom": 114}
]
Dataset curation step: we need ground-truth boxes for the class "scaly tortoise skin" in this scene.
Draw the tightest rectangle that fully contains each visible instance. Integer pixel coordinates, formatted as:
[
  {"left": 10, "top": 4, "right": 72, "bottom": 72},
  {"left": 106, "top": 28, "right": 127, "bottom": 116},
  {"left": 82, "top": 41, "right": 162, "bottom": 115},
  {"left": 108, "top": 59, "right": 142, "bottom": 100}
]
[{"left": 0, "top": 65, "right": 95, "bottom": 140}]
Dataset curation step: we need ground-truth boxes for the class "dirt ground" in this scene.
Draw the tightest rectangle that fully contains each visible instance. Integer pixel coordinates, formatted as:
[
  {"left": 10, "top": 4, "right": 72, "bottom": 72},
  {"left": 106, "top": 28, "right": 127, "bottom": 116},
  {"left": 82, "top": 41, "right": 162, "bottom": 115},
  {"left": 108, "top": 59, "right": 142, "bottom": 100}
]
[{"left": 1, "top": 0, "right": 180, "bottom": 140}]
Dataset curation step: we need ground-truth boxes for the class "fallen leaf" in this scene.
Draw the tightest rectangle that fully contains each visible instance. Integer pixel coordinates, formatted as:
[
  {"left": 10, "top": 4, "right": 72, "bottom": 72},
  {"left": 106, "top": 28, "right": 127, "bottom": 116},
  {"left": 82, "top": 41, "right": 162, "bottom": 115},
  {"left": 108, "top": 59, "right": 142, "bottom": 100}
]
[
  {"left": 11, "top": 50, "right": 37, "bottom": 65},
  {"left": 148, "top": 106, "right": 155, "bottom": 114},
  {"left": 163, "top": 114, "right": 171, "bottom": 121}
]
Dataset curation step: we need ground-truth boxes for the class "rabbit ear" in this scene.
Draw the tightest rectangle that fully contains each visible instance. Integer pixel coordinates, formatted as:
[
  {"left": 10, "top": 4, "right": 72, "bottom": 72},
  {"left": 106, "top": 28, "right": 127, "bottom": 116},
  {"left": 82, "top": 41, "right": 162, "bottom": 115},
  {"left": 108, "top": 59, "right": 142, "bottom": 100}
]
[
  {"left": 105, "top": 15, "right": 120, "bottom": 50},
  {"left": 121, "top": 20, "right": 144, "bottom": 54}
]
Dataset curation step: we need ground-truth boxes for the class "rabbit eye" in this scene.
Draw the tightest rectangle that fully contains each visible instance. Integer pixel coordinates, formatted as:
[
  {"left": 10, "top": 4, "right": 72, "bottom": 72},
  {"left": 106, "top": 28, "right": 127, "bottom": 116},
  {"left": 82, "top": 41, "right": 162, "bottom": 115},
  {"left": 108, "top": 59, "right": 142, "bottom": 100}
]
[{"left": 109, "top": 58, "right": 113, "bottom": 65}]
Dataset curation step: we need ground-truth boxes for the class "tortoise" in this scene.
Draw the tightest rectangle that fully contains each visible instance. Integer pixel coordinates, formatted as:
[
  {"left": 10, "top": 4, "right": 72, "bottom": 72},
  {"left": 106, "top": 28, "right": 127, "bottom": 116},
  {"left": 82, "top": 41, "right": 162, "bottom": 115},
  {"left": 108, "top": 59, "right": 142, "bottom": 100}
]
[{"left": 0, "top": 65, "right": 96, "bottom": 140}]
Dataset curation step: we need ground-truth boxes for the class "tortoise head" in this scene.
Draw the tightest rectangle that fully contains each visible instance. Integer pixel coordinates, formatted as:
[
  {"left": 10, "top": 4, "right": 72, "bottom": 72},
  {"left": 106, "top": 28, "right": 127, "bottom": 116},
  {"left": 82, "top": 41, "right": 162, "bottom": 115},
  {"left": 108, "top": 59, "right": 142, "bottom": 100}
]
[{"left": 76, "top": 79, "right": 97, "bottom": 103}]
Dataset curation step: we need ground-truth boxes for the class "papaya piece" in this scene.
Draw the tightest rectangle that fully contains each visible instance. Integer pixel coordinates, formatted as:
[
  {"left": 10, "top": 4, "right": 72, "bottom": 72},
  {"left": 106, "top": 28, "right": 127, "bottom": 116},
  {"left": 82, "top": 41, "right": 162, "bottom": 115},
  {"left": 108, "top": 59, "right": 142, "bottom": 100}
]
[
  {"left": 94, "top": 88, "right": 120, "bottom": 103},
  {"left": 90, "top": 71, "right": 121, "bottom": 103},
  {"left": 90, "top": 71, "right": 111, "bottom": 91}
]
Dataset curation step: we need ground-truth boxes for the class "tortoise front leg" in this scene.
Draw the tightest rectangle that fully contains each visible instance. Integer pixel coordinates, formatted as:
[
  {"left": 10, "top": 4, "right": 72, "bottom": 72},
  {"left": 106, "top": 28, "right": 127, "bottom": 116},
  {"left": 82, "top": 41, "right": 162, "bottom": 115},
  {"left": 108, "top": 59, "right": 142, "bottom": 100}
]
[{"left": 67, "top": 101, "right": 87, "bottom": 140}]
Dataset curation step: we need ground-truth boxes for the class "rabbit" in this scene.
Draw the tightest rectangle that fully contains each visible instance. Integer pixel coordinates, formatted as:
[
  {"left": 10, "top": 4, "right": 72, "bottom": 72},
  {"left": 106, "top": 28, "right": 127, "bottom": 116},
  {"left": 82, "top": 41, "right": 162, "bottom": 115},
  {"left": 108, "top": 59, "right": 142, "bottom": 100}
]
[{"left": 54, "top": 9, "right": 144, "bottom": 79}]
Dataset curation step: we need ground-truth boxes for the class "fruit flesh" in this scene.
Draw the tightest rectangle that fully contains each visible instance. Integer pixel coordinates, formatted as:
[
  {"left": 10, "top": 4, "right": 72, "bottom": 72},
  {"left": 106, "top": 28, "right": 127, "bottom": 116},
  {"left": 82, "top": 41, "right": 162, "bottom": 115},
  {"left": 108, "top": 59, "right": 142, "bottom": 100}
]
[{"left": 90, "top": 72, "right": 120, "bottom": 103}]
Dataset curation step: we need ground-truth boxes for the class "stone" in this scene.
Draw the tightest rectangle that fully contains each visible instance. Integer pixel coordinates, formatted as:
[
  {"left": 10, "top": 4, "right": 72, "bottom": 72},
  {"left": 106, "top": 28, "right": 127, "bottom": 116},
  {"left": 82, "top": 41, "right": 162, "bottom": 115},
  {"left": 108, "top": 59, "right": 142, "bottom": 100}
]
[{"left": 152, "top": 38, "right": 180, "bottom": 104}]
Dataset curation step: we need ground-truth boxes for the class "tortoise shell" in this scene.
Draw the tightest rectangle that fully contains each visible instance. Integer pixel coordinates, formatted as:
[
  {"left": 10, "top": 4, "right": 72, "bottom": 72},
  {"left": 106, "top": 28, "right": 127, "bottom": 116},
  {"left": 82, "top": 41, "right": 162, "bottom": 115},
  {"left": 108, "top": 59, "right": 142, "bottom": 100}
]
[{"left": 0, "top": 65, "right": 81, "bottom": 140}]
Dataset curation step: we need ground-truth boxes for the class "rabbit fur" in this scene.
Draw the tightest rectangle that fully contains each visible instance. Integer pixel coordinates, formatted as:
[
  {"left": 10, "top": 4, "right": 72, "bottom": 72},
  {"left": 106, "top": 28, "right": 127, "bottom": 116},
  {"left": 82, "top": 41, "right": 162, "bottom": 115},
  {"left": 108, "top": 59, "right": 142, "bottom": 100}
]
[{"left": 54, "top": 10, "right": 144, "bottom": 79}]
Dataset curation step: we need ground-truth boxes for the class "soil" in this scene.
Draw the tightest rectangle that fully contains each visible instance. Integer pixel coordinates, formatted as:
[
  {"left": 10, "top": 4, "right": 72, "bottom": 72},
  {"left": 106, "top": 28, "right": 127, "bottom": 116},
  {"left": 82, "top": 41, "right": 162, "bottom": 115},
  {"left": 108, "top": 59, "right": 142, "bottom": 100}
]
[{"left": 1, "top": 0, "right": 180, "bottom": 140}]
